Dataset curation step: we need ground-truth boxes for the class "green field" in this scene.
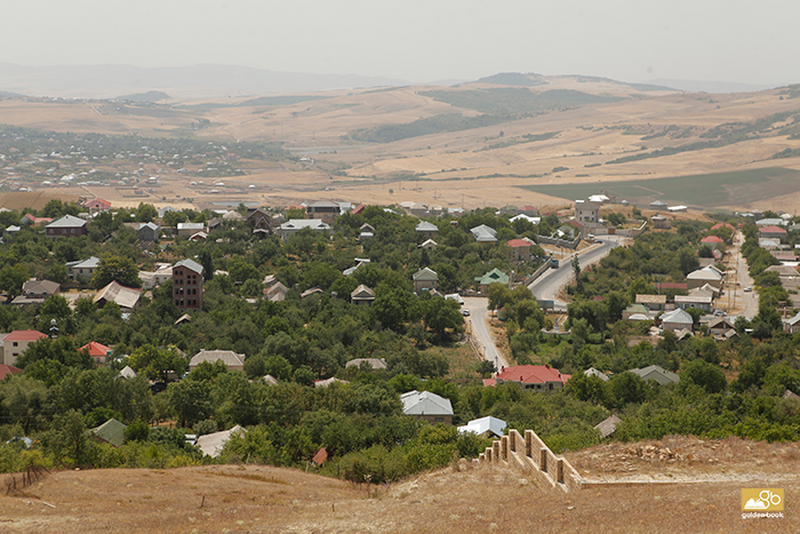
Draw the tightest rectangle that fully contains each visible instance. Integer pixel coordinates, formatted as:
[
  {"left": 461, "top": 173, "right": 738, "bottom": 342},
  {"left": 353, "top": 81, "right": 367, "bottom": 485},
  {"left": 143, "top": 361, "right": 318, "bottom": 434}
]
[{"left": 519, "top": 167, "right": 800, "bottom": 207}]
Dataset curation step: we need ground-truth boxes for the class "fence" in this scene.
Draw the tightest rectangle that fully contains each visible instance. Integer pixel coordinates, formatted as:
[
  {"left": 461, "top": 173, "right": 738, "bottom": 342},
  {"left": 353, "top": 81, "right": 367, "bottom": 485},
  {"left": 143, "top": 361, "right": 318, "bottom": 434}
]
[
  {"left": 538, "top": 235, "right": 581, "bottom": 250},
  {"left": 478, "top": 428, "right": 583, "bottom": 492},
  {"left": 616, "top": 220, "right": 647, "bottom": 237},
  {"left": 522, "top": 262, "right": 552, "bottom": 286}
]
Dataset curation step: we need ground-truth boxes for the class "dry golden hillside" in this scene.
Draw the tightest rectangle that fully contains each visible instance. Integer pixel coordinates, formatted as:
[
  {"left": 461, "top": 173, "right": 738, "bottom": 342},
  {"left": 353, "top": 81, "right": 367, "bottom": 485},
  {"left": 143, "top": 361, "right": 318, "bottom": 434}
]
[
  {"left": 1, "top": 436, "right": 797, "bottom": 533},
  {"left": 3, "top": 75, "right": 800, "bottom": 212}
]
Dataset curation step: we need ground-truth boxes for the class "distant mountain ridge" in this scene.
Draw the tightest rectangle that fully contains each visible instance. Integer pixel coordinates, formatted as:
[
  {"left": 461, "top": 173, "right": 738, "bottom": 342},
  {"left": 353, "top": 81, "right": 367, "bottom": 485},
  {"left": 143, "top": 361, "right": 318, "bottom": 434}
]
[
  {"left": 645, "top": 78, "right": 779, "bottom": 94},
  {"left": 0, "top": 63, "right": 409, "bottom": 99},
  {"left": 116, "top": 90, "right": 172, "bottom": 102}
]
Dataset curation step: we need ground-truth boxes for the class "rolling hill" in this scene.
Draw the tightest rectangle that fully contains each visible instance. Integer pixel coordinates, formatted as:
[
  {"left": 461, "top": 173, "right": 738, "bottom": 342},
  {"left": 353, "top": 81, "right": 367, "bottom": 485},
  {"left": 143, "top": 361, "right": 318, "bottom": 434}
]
[{"left": 1, "top": 72, "right": 800, "bottom": 212}]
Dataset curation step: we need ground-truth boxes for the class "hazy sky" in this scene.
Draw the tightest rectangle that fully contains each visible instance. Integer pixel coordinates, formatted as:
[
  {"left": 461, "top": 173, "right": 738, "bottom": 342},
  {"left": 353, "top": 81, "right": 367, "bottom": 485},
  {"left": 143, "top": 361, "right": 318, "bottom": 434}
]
[{"left": 4, "top": 0, "right": 799, "bottom": 85}]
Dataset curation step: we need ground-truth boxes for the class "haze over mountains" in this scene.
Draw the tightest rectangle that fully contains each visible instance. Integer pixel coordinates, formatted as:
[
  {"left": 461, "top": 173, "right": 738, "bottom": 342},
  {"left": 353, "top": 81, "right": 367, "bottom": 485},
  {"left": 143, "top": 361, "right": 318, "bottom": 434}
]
[
  {"left": 0, "top": 63, "right": 409, "bottom": 100},
  {"left": 0, "top": 63, "right": 785, "bottom": 100}
]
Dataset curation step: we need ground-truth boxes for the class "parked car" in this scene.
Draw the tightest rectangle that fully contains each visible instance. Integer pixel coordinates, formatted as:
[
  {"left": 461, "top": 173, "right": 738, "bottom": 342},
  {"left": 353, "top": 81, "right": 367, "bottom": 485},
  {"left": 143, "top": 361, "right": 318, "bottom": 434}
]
[
  {"left": 461, "top": 309, "right": 470, "bottom": 316},
  {"left": 744, "top": 286, "right": 753, "bottom": 292}
]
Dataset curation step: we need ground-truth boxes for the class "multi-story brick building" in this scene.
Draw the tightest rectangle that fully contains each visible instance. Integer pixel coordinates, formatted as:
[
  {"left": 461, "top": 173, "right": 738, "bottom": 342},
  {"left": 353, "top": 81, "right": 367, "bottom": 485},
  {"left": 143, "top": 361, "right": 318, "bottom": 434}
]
[{"left": 173, "top": 259, "right": 204, "bottom": 310}]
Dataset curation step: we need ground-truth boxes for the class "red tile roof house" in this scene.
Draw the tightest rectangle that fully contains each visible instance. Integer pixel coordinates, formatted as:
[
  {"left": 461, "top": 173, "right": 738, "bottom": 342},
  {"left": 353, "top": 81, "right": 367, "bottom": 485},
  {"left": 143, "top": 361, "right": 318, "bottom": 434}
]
[
  {"left": 2, "top": 330, "right": 47, "bottom": 366},
  {"left": 486, "top": 364, "right": 571, "bottom": 391},
  {"left": 758, "top": 225, "right": 787, "bottom": 240},
  {"left": 20, "top": 214, "right": 53, "bottom": 227},
  {"left": 0, "top": 364, "right": 22, "bottom": 381},
  {"left": 507, "top": 238, "right": 534, "bottom": 262},
  {"left": 80, "top": 341, "right": 112, "bottom": 364},
  {"left": 711, "top": 222, "right": 736, "bottom": 232},
  {"left": 700, "top": 235, "right": 724, "bottom": 250},
  {"left": 83, "top": 198, "right": 112, "bottom": 213}
]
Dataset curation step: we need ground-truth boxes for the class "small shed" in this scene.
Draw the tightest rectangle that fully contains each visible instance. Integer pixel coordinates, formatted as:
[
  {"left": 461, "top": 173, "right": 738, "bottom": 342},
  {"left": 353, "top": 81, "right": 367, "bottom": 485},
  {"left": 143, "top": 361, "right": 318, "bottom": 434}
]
[
  {"left": 195, "top": 425, "right": 247, "bottom": 458},
  {"left": 594, "top": 415, "right": 622, "bottom": 439},
  {"left": 457, "top": 416, "right": 506, "bottom": 439}
]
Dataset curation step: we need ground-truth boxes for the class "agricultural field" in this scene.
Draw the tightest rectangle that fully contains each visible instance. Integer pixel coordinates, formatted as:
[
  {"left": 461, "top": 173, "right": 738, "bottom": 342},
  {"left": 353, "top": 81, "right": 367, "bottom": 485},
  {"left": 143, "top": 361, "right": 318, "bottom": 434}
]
[
  {"left": 3, "top": 74, "right": 800, "bottom": 212},
  {"left": 519, "top": 167, "right": 800, "bottom": 208}
]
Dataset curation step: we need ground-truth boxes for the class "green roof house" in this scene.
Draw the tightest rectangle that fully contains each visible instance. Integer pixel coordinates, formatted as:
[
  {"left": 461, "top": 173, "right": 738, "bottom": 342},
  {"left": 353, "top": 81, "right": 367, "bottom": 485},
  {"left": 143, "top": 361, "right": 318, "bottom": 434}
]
[
  {"left": 622, "top": 303, "right": 650, "bottom": 320},
  {"left": 475, "top": 268, "right": 509, "bottom": 296},
  {"left": 91, "top": 418, "right": 127, "bottom": 448}
]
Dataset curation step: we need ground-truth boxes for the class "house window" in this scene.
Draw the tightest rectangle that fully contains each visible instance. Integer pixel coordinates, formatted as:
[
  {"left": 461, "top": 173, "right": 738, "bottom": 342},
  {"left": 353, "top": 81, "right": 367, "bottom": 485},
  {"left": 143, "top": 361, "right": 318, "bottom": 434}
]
[
  {"left": 12, "top": 342, "right": 18, "bottom": 347},
  {"left": 434, "top": 417, "right": 444, "bottom": 423}
]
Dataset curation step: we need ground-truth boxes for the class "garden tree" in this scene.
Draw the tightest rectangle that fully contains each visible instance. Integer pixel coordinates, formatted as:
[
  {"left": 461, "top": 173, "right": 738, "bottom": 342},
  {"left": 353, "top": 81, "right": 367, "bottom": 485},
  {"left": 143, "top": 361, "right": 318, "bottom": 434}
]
[
  {"left": 420, "top": 296, "right": 463, "bottom": 342},
  {"left": 40, "top": 199, "right": 81, "bottom": 218},
  {"left": 302, "top": 262, "right": 340, "bottom": 290},
  {"left": 0, "top": 263, "right": 28, "bottom": 297},
  {"left": 88, "top": 211, "right": 121, "bottom": 239},
  {"left": 45, "top": 409, "right": 93, "bottom": 467},
  {"left": 293, "top": 365, "right": 317, "bottom": 386},
  {"left": 626, "top": 277, "right": 653, "bottom": 301},
  {"left": 507, "top": 297, "right": 545, "bottom": 333},
  {"left": 0, "top": 375, "right": 49, "bottom": 434},
  {"left": 124, "top": 419, "right": 150, "bottom": 442},
  {"left": 606, "top": 212, "right": 626, "bottom": 226},
  {"left": 608, "top": 372, "right": 649, "bottom": 408},
  {"left": 684, "top": 307, "right": 705, "bottom": 328},
  {"left": 197, "top": 249, "right": 214, "bottom": 281},
  {"left": 570, "top": 317, "right": 592, "bottom": 348},
  {"left": 762, "top": 364, "right": 800, "bottom": 396},
  {"left": 682, "top": 359, "right": 727, "bottom": 394},
  {"left": 371, "top": 286, "right": 416, "bottom": 331},
  {"left": 38, "top": 294, "right": 71, "bottom": 323},
  {"left": 92, "top": 255, "right": 141, "bottom": 289},
  {"left": 710, "top": 225, "right": 734, "bottom": 243},
  {"left": 212, "top": 371, "right": 258, "bottom": 427},
  {"left": 17, "top": 337, "right": 93, "bottom": 378},
  {"left": 566, "top": 372, "right": 609, "bottom": 405},
  {"left": 163, "top": 210, "right": 188, "bottom": 227},
  {"left": 45, "top": 263, "right": 68, "bottom": 284},
  {"left": 50, "top": 367, "right": 121, "bottom": 416},
  {"left": 187, "top": 360, "right": 228, "bottom": 382},
  {"left": 51, "top": 238, "right": 84, "bottom": 263},
  {"left": 228, "top": 257, "right": 261, "bottom": 284},
  {"left": 240, "top": 278, "right": 263, "bottom": 297},
  {"left": 677, "top": 247, "right": 699, "bottom": 275},
  {"left": 262, "top": 332, "right": 311, "bottom": 369},
  {"left": 567, "top": 298, "right": 608, "bottom": 333},
  {"left": 385, "top": 345, "right": 449, "bottom": 378},
  {"left": 244, "top": 353, "right": 293, "bottom": 380},
  {"left": 571, "top": 254, "right": 581, "bottom": 280},
  {"left": 698, "top": 244, "right": 714, "bottom": 258},
  {"left": 134, "top": 203, "right": 158, "bottom": 223},
  {"left": 128, "top": 344, "right": 187, "bottom": 384},
  {"left": 755, "top": 299, "right": 783, "bottom": 332},
  {"left": 754, "top": 270, "right": 781, "bottom": 288},
  {"left": 604, "top": 291, "right": 629, "bottom": 322},
  {"left": 167, "top": 379, "right": 212, "bottom": 428}
]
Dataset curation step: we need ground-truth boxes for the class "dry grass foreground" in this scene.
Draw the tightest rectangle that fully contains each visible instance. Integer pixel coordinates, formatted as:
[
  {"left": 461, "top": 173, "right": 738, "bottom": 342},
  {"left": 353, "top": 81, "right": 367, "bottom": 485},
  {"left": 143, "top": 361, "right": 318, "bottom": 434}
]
[{"left": 1, "top": 436, "right": 797, "bottom": 533}]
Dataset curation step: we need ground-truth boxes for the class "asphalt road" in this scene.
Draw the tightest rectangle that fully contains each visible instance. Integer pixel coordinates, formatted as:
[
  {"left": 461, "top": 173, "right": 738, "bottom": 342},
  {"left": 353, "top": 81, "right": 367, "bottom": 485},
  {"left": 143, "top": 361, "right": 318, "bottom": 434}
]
[
  {"left": 462, "top": 296, "right": 509, "bottom": 370},
  {"left": 462, "top": 236, "right": 622, "bottom": 371},
  {"left": 732, "top": 231, "right": 759, "bottom": 319},
  {"left": 528, "top": 235, "right": 625, "bottom": 311}
]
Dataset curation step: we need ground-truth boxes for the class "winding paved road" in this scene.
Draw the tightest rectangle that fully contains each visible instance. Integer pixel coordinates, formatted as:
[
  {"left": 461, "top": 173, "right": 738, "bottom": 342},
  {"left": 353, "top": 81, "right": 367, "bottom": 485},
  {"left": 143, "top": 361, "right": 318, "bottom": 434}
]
[
  {"left": 463, "top": 235, "right": 625, "bottom": 370},
  {"left": 462, "top": 297, "right": 508, "bottom": 370},
  {"left": 528, "top": 235, "right": 625, "bottom": 311},
  {"left": 732, "top": 231, "right": 759, "bottom": 319}
]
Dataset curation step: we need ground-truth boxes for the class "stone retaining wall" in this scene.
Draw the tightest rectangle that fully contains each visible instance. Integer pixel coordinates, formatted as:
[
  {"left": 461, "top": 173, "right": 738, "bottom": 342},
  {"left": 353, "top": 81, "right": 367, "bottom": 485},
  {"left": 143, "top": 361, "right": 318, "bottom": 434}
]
[{"left": 478, "top": 428, "right": 583, "bottom": 492}]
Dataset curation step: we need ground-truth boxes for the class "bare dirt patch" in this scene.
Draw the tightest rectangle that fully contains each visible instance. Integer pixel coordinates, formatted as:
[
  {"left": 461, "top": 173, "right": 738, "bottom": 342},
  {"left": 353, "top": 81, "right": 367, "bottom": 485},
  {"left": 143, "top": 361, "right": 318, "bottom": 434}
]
[
  {"left": 567, "top": 435, "right": 800, "bottom": 484},
  {"left": 1, "top": 451, "right": 796, "bottom": 533}
]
